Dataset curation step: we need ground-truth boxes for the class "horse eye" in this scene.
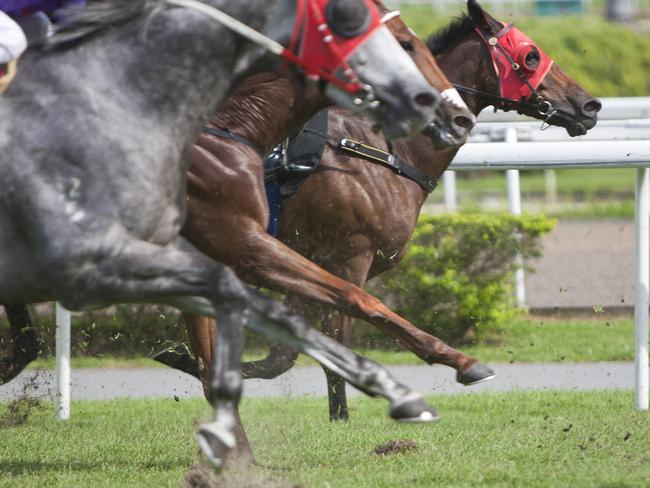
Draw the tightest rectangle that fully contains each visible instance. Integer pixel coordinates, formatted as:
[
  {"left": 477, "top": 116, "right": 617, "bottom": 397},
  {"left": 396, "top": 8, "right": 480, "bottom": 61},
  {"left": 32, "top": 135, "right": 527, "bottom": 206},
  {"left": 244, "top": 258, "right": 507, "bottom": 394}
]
[
  {"left": 525, "top": 50, "right": 540, "bottom": 69},
  {"left": 325, "top": 0, "right": 372, "bottom": 38},
  {"left": 399, "top": 40, "right": 415, "bottom": 52}
]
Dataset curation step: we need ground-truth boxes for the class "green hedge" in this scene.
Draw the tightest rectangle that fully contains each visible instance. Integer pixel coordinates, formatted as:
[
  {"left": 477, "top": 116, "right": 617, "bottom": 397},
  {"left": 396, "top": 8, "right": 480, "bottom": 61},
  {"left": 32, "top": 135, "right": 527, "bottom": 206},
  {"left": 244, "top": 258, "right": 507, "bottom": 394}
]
[
  {"left": 366, "top": 213, "right": 555, "bottom": 344},
  {"left": 401, "top": 9, "right": 650, "bottom": 97}
]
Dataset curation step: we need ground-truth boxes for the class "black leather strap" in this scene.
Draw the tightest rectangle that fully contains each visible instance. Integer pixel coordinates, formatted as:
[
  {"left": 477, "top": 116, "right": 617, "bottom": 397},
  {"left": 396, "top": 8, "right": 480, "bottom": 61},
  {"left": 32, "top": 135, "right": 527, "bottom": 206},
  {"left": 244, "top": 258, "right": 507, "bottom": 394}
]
[
  {"left": 337, "top": 138, "right": 437, "bottom": 193},
  {"left": 202, "top": 126, "right": 262, "bottom": 155}
]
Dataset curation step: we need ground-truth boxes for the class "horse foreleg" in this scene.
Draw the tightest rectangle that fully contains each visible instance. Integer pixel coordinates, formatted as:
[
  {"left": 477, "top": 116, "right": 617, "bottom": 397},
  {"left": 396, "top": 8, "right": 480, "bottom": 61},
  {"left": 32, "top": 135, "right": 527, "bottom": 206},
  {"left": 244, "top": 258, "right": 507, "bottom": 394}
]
[
  {"left": 183, "top": 312, "right": 253, "bottom": 460},
  {"left": 234, "top": 231, "right": 493, "bottom": 383},
  {"left": 185, "top": 314, "right": 216, "bottom": 384}
]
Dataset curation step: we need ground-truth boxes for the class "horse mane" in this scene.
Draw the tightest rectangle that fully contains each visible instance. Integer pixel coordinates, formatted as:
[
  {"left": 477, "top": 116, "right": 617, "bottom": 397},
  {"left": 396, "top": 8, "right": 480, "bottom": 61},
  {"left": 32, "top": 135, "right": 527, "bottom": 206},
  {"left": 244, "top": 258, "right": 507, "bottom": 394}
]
[
  {"left": 41, "top": 0, "right": 159, "bottom": 50},
  {"left": 426, "top": 14, "right": 475, "bottom": 55}
]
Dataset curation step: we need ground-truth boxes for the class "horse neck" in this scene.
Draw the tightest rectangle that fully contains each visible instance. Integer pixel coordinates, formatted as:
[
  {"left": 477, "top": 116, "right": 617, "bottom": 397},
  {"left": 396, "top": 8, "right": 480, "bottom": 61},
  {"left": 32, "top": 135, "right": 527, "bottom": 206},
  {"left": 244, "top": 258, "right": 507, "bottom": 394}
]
[
  {"left": 112, "top": 0, "right": 289, "bottom": 149},
  {"left": 390, "top": 32, "right": 498, "bottom": 192},
  {"left": 210, "top": 72, "right": 329, "bottom": 155},
  {"left": 434, "top": 32, "right": 498, "bottom": 116}
]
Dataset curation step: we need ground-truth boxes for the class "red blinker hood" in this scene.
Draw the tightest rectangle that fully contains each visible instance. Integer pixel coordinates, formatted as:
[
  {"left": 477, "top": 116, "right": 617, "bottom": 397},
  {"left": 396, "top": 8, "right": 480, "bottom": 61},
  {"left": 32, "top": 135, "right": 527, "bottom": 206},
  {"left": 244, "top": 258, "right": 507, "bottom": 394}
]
[{"left": 477, "top": 24, "right": 553, "bottom": 100}]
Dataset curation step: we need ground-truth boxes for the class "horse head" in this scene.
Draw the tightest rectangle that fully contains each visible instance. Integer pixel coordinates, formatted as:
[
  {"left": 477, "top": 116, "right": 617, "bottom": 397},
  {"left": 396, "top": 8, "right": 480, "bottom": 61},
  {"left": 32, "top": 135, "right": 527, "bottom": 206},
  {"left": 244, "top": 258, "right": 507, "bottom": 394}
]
[
  {"left": 278, "top": 0, "right": 441, "bottom": 139},
  {"left": 430, "top": 0, "right": 601, "bottom": 136}
]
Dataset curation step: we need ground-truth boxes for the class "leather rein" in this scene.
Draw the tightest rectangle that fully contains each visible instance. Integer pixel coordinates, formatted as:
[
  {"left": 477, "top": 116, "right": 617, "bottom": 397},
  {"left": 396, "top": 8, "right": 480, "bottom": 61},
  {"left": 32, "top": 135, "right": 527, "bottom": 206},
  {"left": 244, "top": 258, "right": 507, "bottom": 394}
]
[{"left": 301, "top": 128, "right": 437, "bottom": 193}]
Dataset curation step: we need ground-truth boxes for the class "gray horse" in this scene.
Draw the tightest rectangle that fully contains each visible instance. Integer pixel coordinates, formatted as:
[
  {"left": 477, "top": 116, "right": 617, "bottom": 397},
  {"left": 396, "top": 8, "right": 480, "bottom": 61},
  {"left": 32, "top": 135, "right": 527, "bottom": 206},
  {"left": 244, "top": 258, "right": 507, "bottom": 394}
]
[{"left": 0, "top": 0, "right": 441, "bottom": 467}]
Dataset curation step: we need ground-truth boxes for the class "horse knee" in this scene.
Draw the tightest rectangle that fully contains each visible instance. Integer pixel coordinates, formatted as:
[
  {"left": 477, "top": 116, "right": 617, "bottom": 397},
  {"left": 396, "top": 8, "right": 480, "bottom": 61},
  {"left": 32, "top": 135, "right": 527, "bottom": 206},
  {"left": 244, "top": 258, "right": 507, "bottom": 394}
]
[
  {"left": 213, "top": 266, "right": 251, "bottom": 306},
  {"left": 207, "top": 370, "right": 243, "bottom": 405}
]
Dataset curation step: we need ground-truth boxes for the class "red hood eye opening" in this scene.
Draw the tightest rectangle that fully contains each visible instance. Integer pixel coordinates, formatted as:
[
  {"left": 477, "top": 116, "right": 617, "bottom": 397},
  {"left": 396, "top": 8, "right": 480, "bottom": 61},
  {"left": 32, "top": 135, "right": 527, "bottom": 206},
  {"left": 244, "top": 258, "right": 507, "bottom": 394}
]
[{"left": 515, "top": 43, "right": 540, "bottom": 74}]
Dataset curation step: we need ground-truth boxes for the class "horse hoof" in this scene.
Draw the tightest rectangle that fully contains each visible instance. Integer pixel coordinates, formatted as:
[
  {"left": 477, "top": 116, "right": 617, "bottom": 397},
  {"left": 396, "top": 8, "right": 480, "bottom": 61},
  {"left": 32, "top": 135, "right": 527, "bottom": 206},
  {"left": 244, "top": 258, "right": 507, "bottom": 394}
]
[
  {"left": 389, "top": 397, "right": 439, "bottom": 423},
  {"left": 197, "top": 422, "right": 236, "bottom": 470},
  {"left": 457, "top": 362, "right": 496, "bottom": 386}
]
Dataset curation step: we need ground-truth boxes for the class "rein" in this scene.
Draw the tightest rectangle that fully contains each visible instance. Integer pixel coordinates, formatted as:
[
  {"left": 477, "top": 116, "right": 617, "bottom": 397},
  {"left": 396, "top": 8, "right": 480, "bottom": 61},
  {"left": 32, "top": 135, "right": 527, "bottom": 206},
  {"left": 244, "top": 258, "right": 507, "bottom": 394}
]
[
  {"left": 166, "top": 0, "right": 392, "bottom": 101},
  {"left": 337, "top": 138, "right": 437, "bottom": 192},
  {"left": 299, "top": 128, "right": 436, "bottom": 193}
]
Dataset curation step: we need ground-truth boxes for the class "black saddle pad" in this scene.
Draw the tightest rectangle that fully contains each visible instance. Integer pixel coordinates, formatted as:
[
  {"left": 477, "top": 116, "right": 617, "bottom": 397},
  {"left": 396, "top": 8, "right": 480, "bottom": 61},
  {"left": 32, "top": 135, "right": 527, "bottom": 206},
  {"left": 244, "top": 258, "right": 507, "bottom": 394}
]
[{"left": 263, "top": 109, "right": 329, "bottom": 198}]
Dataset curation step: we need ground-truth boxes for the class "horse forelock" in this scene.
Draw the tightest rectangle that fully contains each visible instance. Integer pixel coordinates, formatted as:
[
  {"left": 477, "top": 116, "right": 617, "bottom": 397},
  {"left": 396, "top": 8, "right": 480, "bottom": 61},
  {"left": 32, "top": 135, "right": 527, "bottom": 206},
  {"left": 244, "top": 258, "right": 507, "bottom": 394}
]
[{"left": 426, "top": 14, "right": 475, "bottom": 55}]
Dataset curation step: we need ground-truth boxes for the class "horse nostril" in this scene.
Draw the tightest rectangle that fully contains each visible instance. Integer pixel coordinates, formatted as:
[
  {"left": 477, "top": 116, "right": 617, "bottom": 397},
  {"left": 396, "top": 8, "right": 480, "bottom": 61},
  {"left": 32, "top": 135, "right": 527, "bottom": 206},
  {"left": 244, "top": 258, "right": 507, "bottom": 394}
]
[
  {"left": 583, "top": 99, "right": 602, "bottom": 114},
  {"left": 414, "top": 91, "right": 437, "bottom": 107},
  {"left": 453, "top": 114, "right": 475, "bottom": 131}
]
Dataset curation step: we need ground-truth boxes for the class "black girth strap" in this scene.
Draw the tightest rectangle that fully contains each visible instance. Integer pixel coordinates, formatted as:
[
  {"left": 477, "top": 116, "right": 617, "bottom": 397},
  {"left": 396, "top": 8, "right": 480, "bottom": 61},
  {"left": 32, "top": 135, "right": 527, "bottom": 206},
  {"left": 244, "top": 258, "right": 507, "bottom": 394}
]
[
  {"left": 202, "top": 126, "right": 262, "bottom": 155},
  {"left": 337, "top": 138, "right": 437, "bottom": 193}
]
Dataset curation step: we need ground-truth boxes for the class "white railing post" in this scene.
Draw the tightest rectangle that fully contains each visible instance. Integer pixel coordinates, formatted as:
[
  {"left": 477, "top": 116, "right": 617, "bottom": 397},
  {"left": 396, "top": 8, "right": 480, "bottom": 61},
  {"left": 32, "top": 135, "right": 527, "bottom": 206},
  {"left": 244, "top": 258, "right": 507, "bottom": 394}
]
[
  {"left": 505, "top": 127, "right": 525, "bottom": 308},
  {"left": 545, "top": 169, "right": 558, "bottom": 208},
  {"left": 443, "top": 170, "right": 457, "bottom": 212},
  {"left": 634, "top": 167, "right": 649, "bottom": 411},
  {"left": 55, "top": 303, "right": 71, "bottom": 420}
]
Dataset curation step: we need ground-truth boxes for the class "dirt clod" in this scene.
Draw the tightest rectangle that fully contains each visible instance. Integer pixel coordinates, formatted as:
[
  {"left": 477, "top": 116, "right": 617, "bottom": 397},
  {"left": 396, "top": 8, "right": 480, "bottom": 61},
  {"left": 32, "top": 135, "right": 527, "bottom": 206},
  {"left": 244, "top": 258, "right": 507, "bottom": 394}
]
[
  {"left": 0, "top": 397, "right": 42, "bottom": 427},
  {"left": 371, "top": 439, "right": 417, "bottom": 456},
  {"left": 181, "top": 462, "right": 300, "bottom": 488}
]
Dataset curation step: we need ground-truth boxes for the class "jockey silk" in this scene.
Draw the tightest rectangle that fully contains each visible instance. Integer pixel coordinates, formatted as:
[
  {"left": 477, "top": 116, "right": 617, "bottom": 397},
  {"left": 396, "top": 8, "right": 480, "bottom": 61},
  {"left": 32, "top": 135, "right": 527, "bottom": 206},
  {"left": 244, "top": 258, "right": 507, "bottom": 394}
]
[{"left": 0, "top": 0, "right": 84, "bottom": 18}]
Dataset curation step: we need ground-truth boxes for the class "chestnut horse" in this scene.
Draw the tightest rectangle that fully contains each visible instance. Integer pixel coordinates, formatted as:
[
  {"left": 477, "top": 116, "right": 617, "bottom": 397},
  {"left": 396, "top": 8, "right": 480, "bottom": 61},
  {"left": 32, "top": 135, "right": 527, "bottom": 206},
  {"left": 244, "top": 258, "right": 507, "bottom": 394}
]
[
  {"left": 176, "top": 2, "right": 493, "bottom": 401},
  {"left": 160, "top": 0, "right": 601, "bottom": 421}
]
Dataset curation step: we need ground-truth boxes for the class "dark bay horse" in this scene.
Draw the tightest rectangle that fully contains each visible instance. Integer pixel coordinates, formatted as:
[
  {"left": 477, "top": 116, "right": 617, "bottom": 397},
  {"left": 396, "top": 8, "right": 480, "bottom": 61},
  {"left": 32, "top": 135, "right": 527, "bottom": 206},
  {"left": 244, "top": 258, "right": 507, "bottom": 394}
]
[
  {"left": 160, "top": 0, "right": 601, "bottom": 421},
  {"left": 0, "top": 0, "right": 448, "bottom": 466},
  {"left": 272, "top": 0, "right": 602, "bottom": 419}
]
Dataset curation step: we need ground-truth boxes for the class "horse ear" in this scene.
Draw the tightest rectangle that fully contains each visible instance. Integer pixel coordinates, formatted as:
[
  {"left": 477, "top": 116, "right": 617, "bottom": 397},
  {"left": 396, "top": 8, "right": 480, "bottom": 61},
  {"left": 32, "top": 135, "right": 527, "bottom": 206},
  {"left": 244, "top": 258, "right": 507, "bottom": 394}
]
[{"left": 467, "top": 0, "right": 501, "bottom": 34}]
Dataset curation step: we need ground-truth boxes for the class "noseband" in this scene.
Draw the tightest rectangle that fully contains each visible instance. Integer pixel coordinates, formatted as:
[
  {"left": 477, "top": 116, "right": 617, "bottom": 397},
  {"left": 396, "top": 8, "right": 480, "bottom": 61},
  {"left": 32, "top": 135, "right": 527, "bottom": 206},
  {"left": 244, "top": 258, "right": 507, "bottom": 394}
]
[{"left": 453, "top": 21, "right": 573, "bottom": 127}]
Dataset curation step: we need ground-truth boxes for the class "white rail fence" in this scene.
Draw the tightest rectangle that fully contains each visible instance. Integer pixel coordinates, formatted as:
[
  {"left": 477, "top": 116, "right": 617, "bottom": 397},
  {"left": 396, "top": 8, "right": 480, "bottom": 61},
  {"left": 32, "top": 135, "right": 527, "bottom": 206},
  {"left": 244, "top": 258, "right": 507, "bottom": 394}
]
[
  {"left": 447, "top": 96, "right": 650, "bottom": 410},
  {"left": 53, "top": 98, "right": 650, "bottom": 418}
]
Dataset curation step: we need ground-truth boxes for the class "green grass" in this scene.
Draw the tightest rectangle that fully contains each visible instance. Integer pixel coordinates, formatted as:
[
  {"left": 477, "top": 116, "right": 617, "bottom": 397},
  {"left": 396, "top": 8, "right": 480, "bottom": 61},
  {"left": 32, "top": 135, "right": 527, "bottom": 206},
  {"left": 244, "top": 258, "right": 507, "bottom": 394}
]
[
  {"left": 342, "top": 316, "right": 635, "bottom": 366},
  {"left": 1, "top": 391, "right": 648, "bottom": 487},
  {"left": 28, "top": 356, "right": 165, "bottom": 370},
  {"left": 453, "top": 169, "right": 636, "bottom": 197},
  {"left": 464, "top": 316, "right": 635, "bottom": 363},
  {"left": 424, "top": 169, "right": 637, "bottom": 218}
]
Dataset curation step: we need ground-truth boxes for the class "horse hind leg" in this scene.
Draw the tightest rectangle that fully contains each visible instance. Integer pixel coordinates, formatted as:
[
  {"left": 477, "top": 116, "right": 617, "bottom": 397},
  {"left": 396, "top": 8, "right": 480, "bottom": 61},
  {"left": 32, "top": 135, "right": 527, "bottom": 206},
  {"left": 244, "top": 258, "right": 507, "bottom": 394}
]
[
  {"left": 0, "top": 304, "right": 41, "bottom": 384},
  {"left": 321, "top": 310, "right": 353, "bottom": 421}
]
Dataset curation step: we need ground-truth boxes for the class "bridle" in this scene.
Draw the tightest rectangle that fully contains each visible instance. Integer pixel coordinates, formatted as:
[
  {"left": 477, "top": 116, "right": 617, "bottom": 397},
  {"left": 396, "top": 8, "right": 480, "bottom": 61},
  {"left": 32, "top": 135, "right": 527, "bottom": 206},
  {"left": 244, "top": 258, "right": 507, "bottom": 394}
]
[
  {"left": 166, "top": 0, "right": 392, "bottom": 106},
  {"left": 453, "top": 20, "right": 575, "bottom": 128}
]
